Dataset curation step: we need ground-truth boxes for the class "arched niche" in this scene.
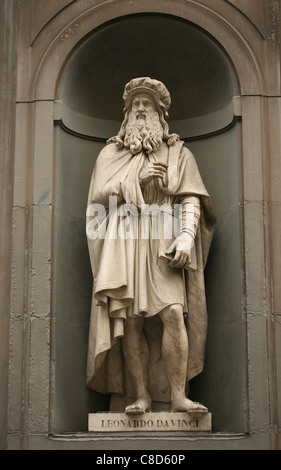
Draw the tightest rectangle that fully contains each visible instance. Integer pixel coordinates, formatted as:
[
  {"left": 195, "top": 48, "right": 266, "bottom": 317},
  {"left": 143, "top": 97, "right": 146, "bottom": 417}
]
[
  {"left": 54, "top": 13, "right": 243, "bottom": 433},
  {"left": 60, "top": 15, "right": 236, "bottom": 139}
]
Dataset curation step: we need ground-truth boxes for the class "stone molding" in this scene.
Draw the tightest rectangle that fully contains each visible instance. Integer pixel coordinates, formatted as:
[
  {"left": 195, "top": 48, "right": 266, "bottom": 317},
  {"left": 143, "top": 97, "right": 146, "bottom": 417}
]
[
  {"left": 16, "top": 0, "right": 273, "bottom": 101},
  {"left": 7, "top": 0, "right": 281, "bottom": 449}
]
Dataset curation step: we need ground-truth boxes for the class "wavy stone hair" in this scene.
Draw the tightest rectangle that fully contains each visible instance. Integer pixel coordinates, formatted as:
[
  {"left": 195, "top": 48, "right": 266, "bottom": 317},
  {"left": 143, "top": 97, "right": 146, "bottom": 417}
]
[{"left": 107, "top": 104, "right": 180, "bottom": 149}]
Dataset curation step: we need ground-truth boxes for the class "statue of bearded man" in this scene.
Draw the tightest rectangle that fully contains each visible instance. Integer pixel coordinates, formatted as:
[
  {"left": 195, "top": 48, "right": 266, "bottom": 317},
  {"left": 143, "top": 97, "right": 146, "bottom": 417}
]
[{"left": 86, "top": 77, "right": 216, "bottom": 416}]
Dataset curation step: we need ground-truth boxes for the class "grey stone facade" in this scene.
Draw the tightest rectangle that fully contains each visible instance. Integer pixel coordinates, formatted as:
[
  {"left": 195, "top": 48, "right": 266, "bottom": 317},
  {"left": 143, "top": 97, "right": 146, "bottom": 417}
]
[{"left": 0, "top": 0, "right": 280, "bottom": 450}]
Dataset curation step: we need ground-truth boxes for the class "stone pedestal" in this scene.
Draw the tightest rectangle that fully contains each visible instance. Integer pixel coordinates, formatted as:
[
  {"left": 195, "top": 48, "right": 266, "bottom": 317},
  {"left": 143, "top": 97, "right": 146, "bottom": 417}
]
[{"left": 88, "top": 412, "right": 212, "bottom": 433}]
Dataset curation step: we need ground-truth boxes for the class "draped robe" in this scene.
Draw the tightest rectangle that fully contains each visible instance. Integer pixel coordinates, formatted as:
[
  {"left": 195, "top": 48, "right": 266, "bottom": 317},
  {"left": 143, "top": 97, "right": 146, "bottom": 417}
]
[{"left": 86, "top": 140, "right": 216, "bottom": 403}]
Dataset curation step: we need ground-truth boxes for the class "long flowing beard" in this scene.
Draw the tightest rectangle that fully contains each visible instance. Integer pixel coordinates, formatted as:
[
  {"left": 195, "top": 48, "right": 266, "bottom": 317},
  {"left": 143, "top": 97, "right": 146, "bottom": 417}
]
[{"left": 124, "top": 112, "right": 164, "bottom": 155}]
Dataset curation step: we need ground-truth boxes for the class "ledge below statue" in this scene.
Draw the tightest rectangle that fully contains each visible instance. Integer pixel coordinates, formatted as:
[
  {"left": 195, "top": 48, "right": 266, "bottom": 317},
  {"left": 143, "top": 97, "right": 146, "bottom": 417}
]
[{"left": 88, "top": 412, "right": 211, "bottom": 433}]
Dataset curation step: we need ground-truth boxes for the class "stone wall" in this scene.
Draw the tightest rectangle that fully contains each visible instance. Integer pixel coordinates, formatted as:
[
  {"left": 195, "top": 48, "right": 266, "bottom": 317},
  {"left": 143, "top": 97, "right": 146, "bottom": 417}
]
[
  {"left": 0, "top": 0, "right": 18, "bottom": 451},
  {"left": 1, "top": 0, "right": 280, "bottom": 450}
]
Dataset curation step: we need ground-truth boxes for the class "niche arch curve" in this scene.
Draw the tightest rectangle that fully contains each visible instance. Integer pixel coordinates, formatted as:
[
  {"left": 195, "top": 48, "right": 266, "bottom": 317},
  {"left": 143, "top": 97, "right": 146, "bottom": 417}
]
[
  {"left": 51, "top": 7, "right": 248, "bottom": 434},
  {"left": 30, "top": 0, "right": 264, "bottom": 100}
]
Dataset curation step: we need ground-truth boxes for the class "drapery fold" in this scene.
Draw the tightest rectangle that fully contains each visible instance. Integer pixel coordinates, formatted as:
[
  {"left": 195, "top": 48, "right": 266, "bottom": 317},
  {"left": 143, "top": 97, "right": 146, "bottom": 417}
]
[{"left": 86, "top": 141, "right": 216, "bottom": 402}]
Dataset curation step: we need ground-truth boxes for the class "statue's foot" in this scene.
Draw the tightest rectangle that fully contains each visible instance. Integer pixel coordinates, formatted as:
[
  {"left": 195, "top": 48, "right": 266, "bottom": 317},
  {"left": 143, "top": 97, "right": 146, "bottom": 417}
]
[
  {"left": 171, "top": 397, "right": 208, "bottom": 419},
  {"left": 125, "top": 397, "right": 151, "bottom": 415}
]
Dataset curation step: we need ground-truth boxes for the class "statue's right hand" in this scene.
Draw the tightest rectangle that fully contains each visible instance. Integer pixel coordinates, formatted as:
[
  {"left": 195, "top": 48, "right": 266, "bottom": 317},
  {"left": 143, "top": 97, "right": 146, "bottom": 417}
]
[{"left": 139, "top": 162, "right": 168, "bottom": 187}]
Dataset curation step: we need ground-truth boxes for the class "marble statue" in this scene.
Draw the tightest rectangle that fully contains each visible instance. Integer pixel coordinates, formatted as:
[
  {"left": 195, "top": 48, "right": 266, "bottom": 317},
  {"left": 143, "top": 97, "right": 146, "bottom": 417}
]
[{"left": 86, "top": 77, "right": 216, "bottom": 415}]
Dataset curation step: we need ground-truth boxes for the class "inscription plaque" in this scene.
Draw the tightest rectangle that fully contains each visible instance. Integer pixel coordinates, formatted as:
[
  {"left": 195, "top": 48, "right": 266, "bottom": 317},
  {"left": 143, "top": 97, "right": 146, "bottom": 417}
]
[{"left": 88, "top": 412, "right": 211, "bottom": 433}]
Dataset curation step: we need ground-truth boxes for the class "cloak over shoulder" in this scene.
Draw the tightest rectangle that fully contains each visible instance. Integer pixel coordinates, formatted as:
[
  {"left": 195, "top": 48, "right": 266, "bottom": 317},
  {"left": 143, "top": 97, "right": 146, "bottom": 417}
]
[{"left": 86, "top": 140, "right": 216, "bottom": 402}]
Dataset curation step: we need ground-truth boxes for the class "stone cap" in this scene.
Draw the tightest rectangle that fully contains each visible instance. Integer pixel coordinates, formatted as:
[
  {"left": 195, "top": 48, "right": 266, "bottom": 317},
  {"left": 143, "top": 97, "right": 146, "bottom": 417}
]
[{"left": 123, "top": 77, "right": 171, "bottom": 116}]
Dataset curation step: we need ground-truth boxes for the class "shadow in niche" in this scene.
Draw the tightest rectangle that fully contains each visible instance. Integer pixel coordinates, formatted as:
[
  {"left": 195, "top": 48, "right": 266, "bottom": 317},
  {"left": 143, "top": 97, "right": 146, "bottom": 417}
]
[
  {"left": 55, "top": 13, "right": 244, "bottom": 434},
  {"left": 188, "top": 129, "right": 244, "bottom": 433}
]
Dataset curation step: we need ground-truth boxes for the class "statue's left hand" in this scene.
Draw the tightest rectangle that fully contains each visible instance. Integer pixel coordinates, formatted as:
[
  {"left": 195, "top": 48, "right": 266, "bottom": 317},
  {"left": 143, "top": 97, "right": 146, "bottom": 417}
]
[{"left": 165, "top": 236, "right": 192, "bottom": 269}]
